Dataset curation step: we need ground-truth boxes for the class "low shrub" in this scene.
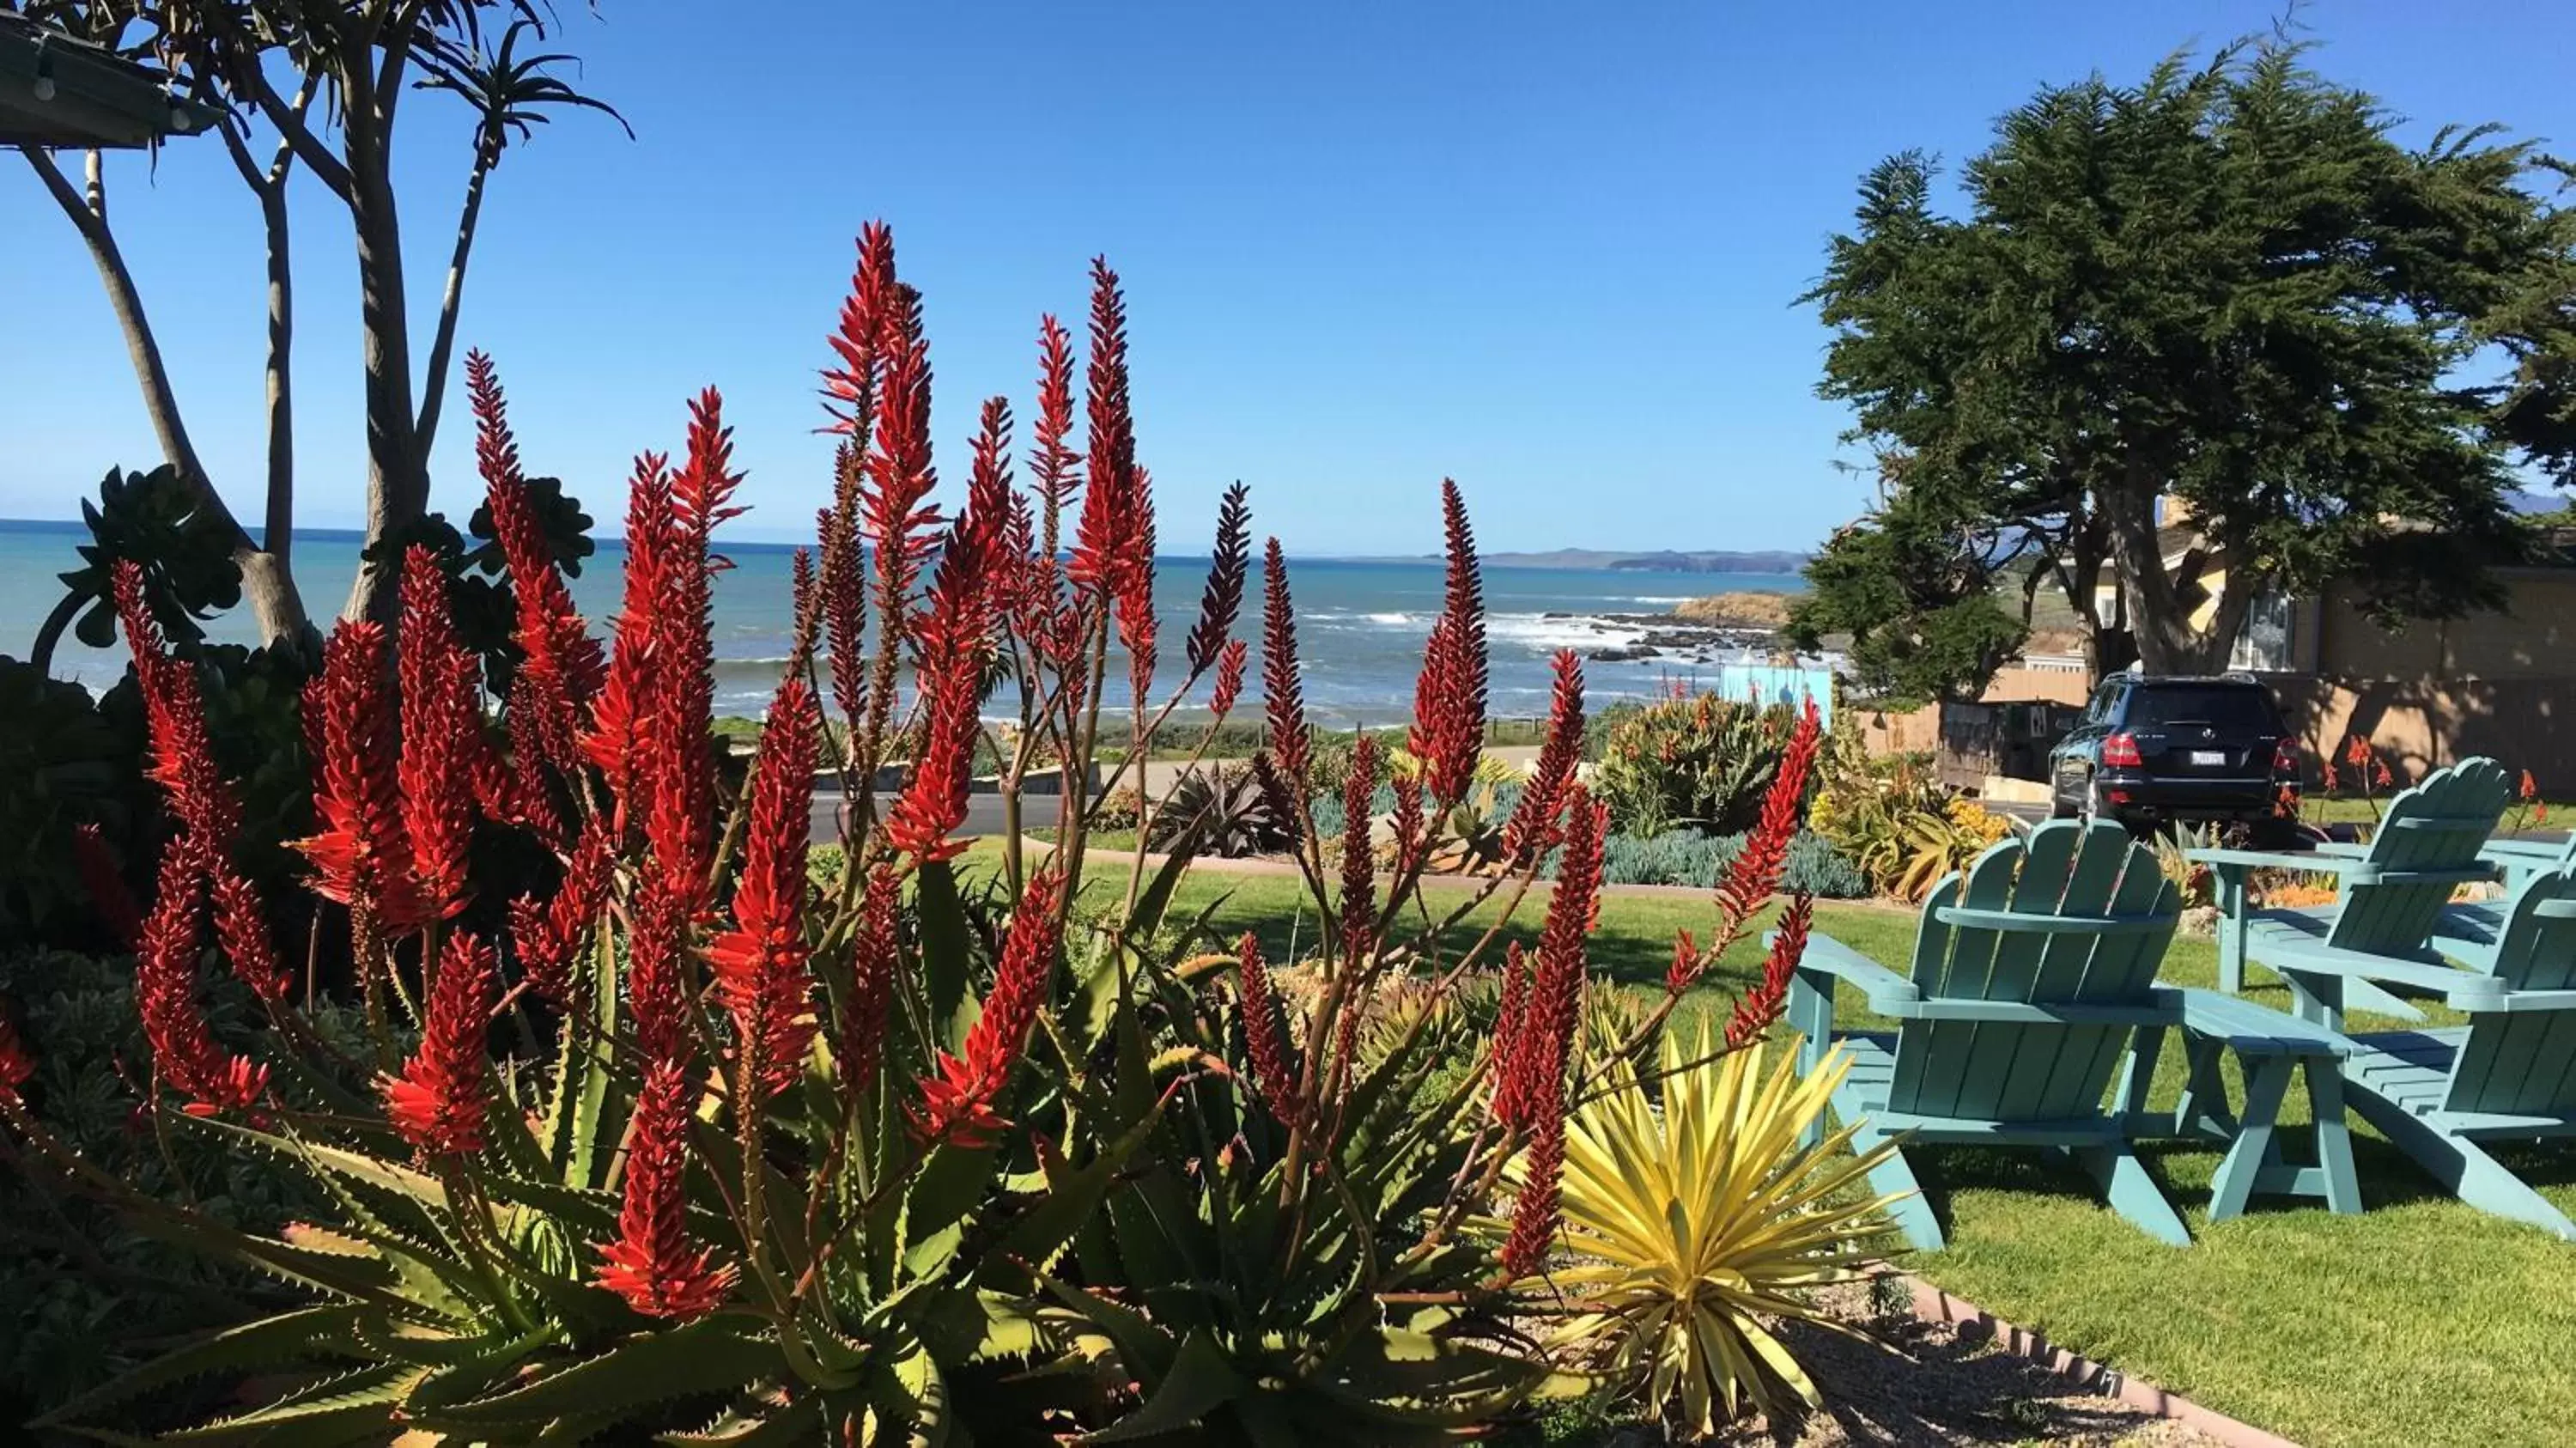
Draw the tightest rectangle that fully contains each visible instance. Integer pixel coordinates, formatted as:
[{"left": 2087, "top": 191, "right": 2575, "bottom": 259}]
[
  {"left": 1592, "top": 693, "right": 1801, "bottom": 837},
  {"left": 1580, "top": 828, "right": 1868, "bottom": 897}
]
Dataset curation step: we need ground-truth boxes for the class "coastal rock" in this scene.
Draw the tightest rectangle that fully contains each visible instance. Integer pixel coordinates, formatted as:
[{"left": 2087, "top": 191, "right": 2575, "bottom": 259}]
[
  {"left": 1672, "top": 590, "right": 1795, "bottom": 629},
  {"left": 1587, "top": 645, "right": 1662, "bottom": 662}
]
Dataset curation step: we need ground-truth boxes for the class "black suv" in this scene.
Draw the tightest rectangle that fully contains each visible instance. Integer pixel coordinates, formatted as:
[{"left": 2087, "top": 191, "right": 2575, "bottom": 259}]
[{"left": 2048, "top": 674, "right": 2299, "bottom": 834}]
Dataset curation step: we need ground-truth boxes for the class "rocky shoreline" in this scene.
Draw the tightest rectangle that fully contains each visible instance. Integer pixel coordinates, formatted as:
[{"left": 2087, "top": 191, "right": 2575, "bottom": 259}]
[{"left": 1544, "top": 608, "right": 1787, "bottom": 665}]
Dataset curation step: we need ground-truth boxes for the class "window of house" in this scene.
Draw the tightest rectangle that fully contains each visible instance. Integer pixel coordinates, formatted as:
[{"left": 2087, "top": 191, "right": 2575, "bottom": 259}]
[{"left": 2230, "top": 591, "right": 2293, "bottom": 672}]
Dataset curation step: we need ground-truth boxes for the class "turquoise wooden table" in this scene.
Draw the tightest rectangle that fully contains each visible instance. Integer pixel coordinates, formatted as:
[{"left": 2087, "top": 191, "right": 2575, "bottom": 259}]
[{"left": 2118, "top": 989, "right": 2365, "bottom": 1223}]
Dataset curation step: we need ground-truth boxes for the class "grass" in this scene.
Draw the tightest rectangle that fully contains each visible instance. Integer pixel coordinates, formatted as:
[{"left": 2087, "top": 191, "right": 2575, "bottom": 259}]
[
  {"left": 2301, "top": 795, "right": 2568, "bottom": 830},
  {"left": 967, "top": 839, "right": 2576, "bottom": 1448}
]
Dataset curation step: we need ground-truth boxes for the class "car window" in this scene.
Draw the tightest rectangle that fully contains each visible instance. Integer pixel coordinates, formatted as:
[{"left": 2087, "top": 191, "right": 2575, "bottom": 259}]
[
  {"left": 2123, "top": 685, "right": 2279, "bottom": 732},
  {"left": 2087, "top": 682, "right": 2123, "bottom": 725}
]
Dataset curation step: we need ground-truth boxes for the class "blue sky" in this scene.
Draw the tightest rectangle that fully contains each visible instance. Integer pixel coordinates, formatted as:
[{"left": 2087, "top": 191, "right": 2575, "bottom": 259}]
[{"left": 6, "top": 1, "right": 2573, "bottom": 557}]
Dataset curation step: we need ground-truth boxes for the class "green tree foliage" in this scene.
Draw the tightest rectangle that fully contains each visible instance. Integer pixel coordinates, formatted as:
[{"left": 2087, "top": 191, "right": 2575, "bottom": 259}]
[
  {"left": 1785, "top": 483, "right": 2027, "bottom": 706},
  {"left": 1803, "top": 37, "right": 2576, "bottom": 680}
]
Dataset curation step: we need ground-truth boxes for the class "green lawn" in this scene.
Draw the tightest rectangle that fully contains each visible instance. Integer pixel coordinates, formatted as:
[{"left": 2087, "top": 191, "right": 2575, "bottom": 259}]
[
  {"left": 2302, "top": 795, "right": 2569, "bottom": 830},
  {"left": 978, "top": 842, "right": 2576, "bottom": 1448}
]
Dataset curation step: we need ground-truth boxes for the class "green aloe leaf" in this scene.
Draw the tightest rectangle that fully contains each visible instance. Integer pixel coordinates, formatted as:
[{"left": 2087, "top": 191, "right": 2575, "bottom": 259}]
[
  {"left": 914, "top": 859, "right": 976, "bottom": 1052},
  {"left": 34, "top": 1306, "right": 367, "bottom": 1431},
  {"left": 1084, "top": 1329, "right": 1246, "bottom": 1441},
  {"left": 436, "top": 1314, "right": 776, "bottom": 1426}
]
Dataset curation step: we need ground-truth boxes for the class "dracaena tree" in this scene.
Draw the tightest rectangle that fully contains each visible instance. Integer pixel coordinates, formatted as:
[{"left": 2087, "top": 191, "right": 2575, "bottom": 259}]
[
  {"left": 0, "top": 227, "right": 1833, "bottom": 1442},
  {"left": 11, "top": 1, "right": 626, "bottom": 639}
]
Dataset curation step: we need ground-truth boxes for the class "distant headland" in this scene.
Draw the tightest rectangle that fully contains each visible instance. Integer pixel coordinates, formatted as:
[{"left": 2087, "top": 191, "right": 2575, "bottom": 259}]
[{"left": 1339, "top": 547, "right": 1809, "bottom": 574}]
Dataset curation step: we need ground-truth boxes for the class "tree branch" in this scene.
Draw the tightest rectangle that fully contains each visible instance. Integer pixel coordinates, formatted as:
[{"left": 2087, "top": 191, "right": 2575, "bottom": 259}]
[
  {"left": 18, "top": 146, "right": 309, "bottom": 643},
  {"left": 245, "top": 65, "right": 353, "bottom": 200},
  {"left": 414, "top": 131, "right": 500, "bottom": 455}
]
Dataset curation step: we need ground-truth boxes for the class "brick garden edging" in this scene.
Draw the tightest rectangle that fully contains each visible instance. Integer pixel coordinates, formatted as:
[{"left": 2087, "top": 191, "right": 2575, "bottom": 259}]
[{"left": 1900, "top": 1275, "right": 2304, "bottom": 1448}]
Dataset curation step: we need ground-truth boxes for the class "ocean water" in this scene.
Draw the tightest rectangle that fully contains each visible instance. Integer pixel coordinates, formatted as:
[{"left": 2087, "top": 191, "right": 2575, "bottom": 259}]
[{"left": 0, "top": 520, "right": 1810, "bottom": 726}]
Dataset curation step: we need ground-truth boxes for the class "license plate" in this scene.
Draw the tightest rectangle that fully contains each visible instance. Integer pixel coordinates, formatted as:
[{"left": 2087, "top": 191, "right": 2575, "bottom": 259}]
[{"left": 2189, "top": 750, "right": 2227, "bottom": 766}]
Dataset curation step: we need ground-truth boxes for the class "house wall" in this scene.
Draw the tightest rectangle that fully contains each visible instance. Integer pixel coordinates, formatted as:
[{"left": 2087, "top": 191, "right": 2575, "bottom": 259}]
[{"left": 2270, "top": 571, "right": 2576, "bottom": 782}]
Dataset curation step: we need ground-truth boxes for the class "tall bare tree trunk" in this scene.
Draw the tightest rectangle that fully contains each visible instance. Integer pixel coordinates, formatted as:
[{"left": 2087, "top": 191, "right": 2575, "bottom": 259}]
[
  {"left": 414, "top": 136, "right": 498, "bottom": 455},
  {"left": 341, "top": 110, "right": 428, "bottom": 625},
  {"left": 19, "top": 147, "right": 310, "bottom": 645}
]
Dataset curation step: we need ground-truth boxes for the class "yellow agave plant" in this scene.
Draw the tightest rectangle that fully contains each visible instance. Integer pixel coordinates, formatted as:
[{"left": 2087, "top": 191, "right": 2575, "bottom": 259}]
[{"left": 1530, "top": 1025, "right": 1907, "bottom": 1434}]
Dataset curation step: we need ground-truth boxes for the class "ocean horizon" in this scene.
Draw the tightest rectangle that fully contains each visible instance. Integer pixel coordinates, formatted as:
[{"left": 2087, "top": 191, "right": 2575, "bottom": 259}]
[{"left": 0, "top": 518, "right": 1815, "bottom": 726}]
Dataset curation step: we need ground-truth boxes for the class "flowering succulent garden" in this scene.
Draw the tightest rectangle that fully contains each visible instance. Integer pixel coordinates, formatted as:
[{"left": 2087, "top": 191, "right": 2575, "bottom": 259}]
[{"left": 1, "top": 228, "right": 1841, "bottom": 1441}]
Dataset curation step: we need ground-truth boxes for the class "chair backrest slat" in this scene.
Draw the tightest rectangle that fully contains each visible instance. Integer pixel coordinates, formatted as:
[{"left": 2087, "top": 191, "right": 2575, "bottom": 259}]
[
  {"left": 2445, "top": 864, "right": 2576, "bottom": 1118},
  {"left": 1887, "top": 819, "right": 2178, "bottom": 1124},
  {"left": 2325, "top": 759, "right": 2510, "bottom": 956}
]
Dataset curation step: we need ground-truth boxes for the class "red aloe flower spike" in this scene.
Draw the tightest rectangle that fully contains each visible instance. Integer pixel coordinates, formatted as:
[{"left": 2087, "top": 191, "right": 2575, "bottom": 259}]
[
  {"left": 1030, "top": 313, "right": 1083, "bottom": 561},
  {"left": 1209, "top": 639, "right": 1249, "bottom": 720},
  {"left": 1187, "top": 484, "right": 1254, "bottom": 676},
  {"left": 112, "top": 563, "right": 243, "bottom": 854},
  {"left": 1390, "top": 773, "right": 1426, "bottom": 879},
  {"left": 472, "top": 353, "right": 600, "bottom": 770},
  {"left": 135, "top": 849, "right": 267, "bottom": 1114},
  {"left": 1506, "top": 651, "right": 1587, "bottom": 861},
  {"left": 1491, "top": 941, "right": 1533, "bottom": 1127},
  {"left": 864, "top": 325, "right": 942, "bottom": 633},
  {"left": 1249, "top": 752, "right": 1303, "bottom": 847},
  {"left": 1261, "top": 539, "right": 1310, "bottom": 782},
  {"left": 2520, "top": 769, "right": 2540, "bottom": 803},
  {"left": 2538, "top": 800, "right": 2551, "bottom": 828},
  {"left": 489, "top": 674, "right": 568, "bottom": 847},
  {"left": 1693, "top": 696, "right": 1821, "bottom": 989},
  {"left": 817, "top": 494, "right": 867, "bottom": 745},
  {"left": 0, "top": 1003, "right": 33, "bottom": 1100},
  {"left": 820, "top": 222, "right": 896, "bottom": 440},
  {"left": 1504, "top": 788, "right": 1603, "bottom": 1130},
  {"left": 511, "top": 818, "right": 614, "bottom": 1009},
  {"left": 2372, "top": 757, "right": 2393, "bottom": 789},
  {"left": 381, "top": 929, "right": 497, "bottom": 1155},
  {"left": 1404, "top": 480, "right": 1489, "bottom": 807},
  {"left": 596, "top": 1060, "right": 737, "bottom": 1319},
  {"left": 627, "top": 867, "right": 694, "bottom": 1064},
  {"left": 586, "top": 452, "right": 676, "bottom": 836},
  {"left": 1338, "top": 736, "right": 1379, "bottom": 964},
  {"left": 397, "top": 546, "right": 479, "bottom": 918},
  {"left": 1726, "top": 893, "right": 1814, "bottom": 1050},
  {"left": 1662, "top": 928, "right": 1700, "bottom": 1010},
  {"left": 1234, "top": 932, "right": 1297, "bottom": 1115},
  {"left": 709, "top": 678, "right": 821, "bottom": 1099},
  {"left": 72, "top": 824, "right": 144, "bottom": 952},
  {"left": 1069, "top": 258, "right": 1139, "bottom": 601},
  {"left": 884, "top": 636, "right": 982, "bottom": 865},
  {"left": 841, "top": 866, "right": 902, "bottom": 1099},
  {"left": 1119, "top": 465, "right": 1159, "bottom": 710},
  {"left": 641, "top": 388, "right": 742, "bottom": 909},
  {"left": 297, "top": 620, "right": 428, "bottom": 934},
  {"left": 2322, "top": 757, "right": 2340, "bottom": 793},
  {"left": 2343, "top": 734, "right": 2373, "bottom": 770},
  {"left": 788, "top": 547, "right": 820, "bottom": 672},
  {"left": 210, "top": 867, "right": 289, "bottom": 1004},
  {"left": 914, "top": 870, "right": 1066, "bottom": 1147},
  {"left": 1499, "top": 1091, "right": 1565, "bottom": 1280}
]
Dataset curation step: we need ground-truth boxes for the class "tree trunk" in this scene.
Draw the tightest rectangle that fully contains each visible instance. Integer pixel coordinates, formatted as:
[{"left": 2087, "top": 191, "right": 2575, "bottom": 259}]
[
  {"left": 258, "top": 173, "right": 296, "bottom": 564},
  {"left": 340, "top": 105, "right": 428, "bottom": 625},
  {"left": 414, "top": 137, "right": 497, "bottom": 456},
  {"left": 2103, "top": 466, "right": 2252, "bottom": 675},
  {"left": 20, "top": 146, "right": 309, "bottom": 646}
]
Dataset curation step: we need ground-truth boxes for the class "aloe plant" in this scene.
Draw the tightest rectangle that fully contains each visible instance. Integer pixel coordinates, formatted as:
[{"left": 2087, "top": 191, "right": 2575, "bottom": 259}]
[{"left": 3, "top": 232, "right": 1850, "bottom": 1444}]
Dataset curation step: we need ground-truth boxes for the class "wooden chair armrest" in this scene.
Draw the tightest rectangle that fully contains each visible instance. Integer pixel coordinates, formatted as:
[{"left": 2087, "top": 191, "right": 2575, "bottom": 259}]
[
  {"left": 1931, "top": 905, "right": 2174, "bottom": 936},
  {"left": 2262, "top": 943, "right": 2508, "bottom": 1012},
  {"left": 1789, "top": 933, "right": 1917, "bottom": 1011}
]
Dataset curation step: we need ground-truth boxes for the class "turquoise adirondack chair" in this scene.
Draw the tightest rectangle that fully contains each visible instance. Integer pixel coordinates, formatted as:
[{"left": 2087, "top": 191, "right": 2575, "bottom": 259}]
[
  {"left": 2449, "top": 829, "right": 2576, "bottom": 940},
  {"left": 1788, "top": 818, "right": 2185, "bottom": 1252},
  {"left": 2191, "top": 758, "right": 2512, "bottom": 1015},
  {"left": 2264, "top": 863, "right": 2576, "bottom": 1241}
]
